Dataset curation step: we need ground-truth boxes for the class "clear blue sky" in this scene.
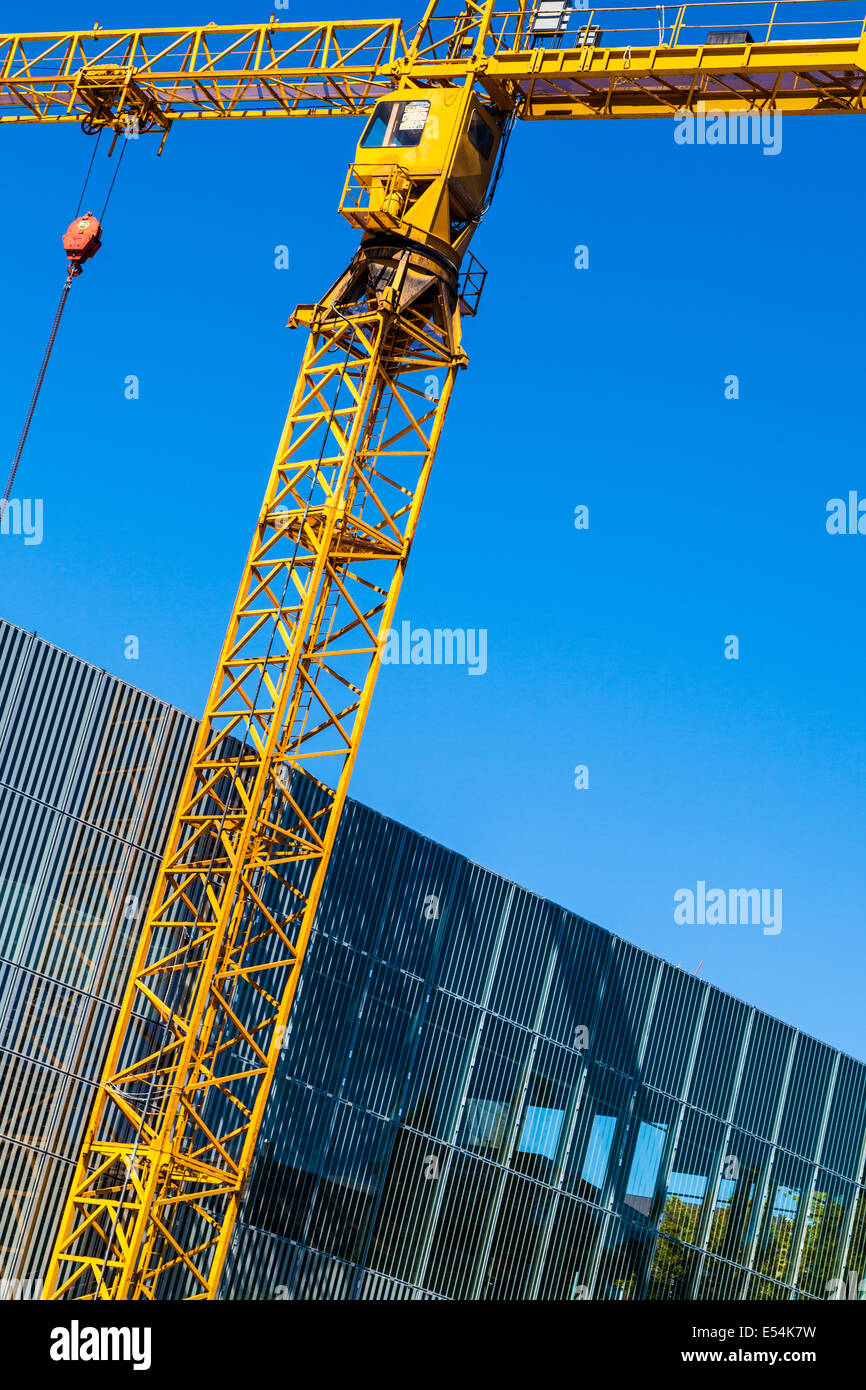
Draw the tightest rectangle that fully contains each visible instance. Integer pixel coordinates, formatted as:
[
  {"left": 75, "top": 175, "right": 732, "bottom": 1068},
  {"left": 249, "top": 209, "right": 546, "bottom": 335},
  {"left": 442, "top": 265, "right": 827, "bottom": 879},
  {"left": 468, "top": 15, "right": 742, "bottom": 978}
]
[{"left": 2, "top": 1, "right": 864, "bottom": 1059}]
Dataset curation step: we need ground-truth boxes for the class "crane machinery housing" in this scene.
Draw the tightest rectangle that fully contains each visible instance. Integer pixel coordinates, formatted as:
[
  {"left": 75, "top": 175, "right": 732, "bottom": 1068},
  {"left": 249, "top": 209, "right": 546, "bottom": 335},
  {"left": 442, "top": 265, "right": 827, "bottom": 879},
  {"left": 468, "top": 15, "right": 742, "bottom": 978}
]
[{"left": 0, "top": 0, "right": 863, "bottom": 1301}]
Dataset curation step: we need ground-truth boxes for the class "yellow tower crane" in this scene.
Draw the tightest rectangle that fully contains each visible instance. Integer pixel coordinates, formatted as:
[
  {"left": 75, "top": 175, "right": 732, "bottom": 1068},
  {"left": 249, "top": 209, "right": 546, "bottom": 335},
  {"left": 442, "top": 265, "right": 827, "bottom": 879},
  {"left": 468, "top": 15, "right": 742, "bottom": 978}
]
[{"left": 0, "top": 0, "right": 862, "bottom": 1301}]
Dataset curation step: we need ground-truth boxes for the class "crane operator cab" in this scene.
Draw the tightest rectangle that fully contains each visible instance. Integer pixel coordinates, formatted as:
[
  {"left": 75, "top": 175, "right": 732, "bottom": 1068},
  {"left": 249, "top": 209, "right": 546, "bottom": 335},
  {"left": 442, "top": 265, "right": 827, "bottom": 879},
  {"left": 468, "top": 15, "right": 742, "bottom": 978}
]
[
  {"left": 350, "top": 88, "right": 504, "bottom": 261},
  {"left": 328, "top": 85, "right": 506, "bottom": 327}
]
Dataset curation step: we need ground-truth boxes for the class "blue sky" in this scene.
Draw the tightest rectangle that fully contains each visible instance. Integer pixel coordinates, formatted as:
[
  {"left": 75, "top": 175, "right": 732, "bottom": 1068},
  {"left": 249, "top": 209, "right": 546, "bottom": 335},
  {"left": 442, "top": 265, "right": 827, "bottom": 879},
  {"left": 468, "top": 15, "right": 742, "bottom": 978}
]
[{"left": 2, "top": 0, "right": 864, "bottom": 1059}]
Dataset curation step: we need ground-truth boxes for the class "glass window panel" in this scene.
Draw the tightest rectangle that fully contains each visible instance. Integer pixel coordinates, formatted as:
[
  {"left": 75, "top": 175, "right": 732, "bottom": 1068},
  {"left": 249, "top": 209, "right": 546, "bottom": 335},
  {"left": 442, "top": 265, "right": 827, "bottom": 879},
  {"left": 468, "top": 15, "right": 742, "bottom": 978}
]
[
  {"left": 687, "top": 988, "right": 750, "bottom": 1119},
  {"left": 625, "top": 1121, "right": 668, "bottom": 1218},
  {"left": 248, "top": 1089, "right": 383, "bottom": 1267},
  {"left": 0, "top": 623, "right": 32, "bottom": 751},
  {"left": 436, "top": 866, "right": 511, "bottom": 1005},
  {"left": 0, "top": 790, "right": 64, "bottom": 964},
  {"left": 71, "top": 684, "right": 174, "bottom": 843},
  {"left": 456, "top": 1015, "right": 526, "bottom": 1162},
  {"left": 512, "top": 1037, "right": 581, "bottom": 1182},
  {"left": 563, "top": 1063, "right": 633, "bottom": 1205},
  {"left": 841, "top": 1186, "right": 866, "bottom": 1299},
  {"left": 402, "top": 991, "right": 480, "bottom": 1142},
  {"left": 364, "top": 821, "right": 457, "bottom": 977},
  {"left": 359, "top": 1270, "right": 434, "bottom": 1298},
  {"left": 365, "top": 1133, "right": 448, "bottom": 1284},
  {"left": 0, "top": 1050, "right": 65, "bottom": 1151},
  {"left": 303, "top": 800, "right": 398, "bottom": 958},
  {"left": 320, "top": 801, "right": 457, "bottom": 975},
  {"left": 130, "top": 710, "right": 197, "bottom": 856},
  {"left": 539, "top": 914, "right": 608, "bottom": 1048},
  {"left": 820, "top": 1055, "right": 866, "bottom": 1180},
  {"left": 460, "top": 1096, "right": 509, "bottom": 1151},
  {"left": 752, "top": 1150, "right": 810, "bottom": 1286},
  {"left": 658, "top": 1107, "right": 725, "bottom": 1249},
  {"left": 0, "top": 643, "right": 100, "bottom": 806},
  {"left": 225, "top": 1223, "right": 296, "bottom": 1300},
  {"left": 646, "top": 1238, "right": 697, "bottom": 1301},
  {"left": 705, "top": 1129, "right": 772, "bottom": 1270},
  {"left": 642, "top": 966, "right": 705, "bottom": 1096},
  {"left": 49, "top": 1076, "right": 100, "bottom": 1162},
  {"left": 0, "top": 1146, "right": 68, "bottom": 1292},
  {"left": 747, "top": 1274, "right": 791, "bottom": 1299},
  {"left": 0, "top": 960, "right": 14, "bottom": 1034},
  {"left": 293, "top": 1246, "right": 352, "bottom": 1300},
  {"left": 22, "top": 821, "right": 131, "bottom": 995},
  {"left": 519, "top": 1106, "right": 564, "bottom": 1161},
  {"left": 620, "top": 1090, "right": 678, "bottom": 1222},
  {"left": 583, "top": 1115, "right": 617, "bottom": 1189},
  {"left": 596, "top": 1214, "right": 652, "bottom": 1300},
  {"left": 467, "top": 110, "right": 495, "bottom": 160},
  {"left": 91, "top": 849, "right": 160, "bottom": 1007},
  {"left": 276, "top": 933, "right": 364, "bottom": 1095},
  {"left": 696, "top": 1253, "right": 746, "bottom": 1300},
  {"left": 423, "top": 1152, "right": 499, "bottom": 1298},
  {"left": 20, "top": 1153, "right": 73, "bottom": 1293},
  {"left": 1, "top": 969, "right": 83, "bottom": 1074},
  {"left": 360, "top": 99, "right": 430, "bottom": 148},
  {"left": 536, "top": 1196, "right": 602, "bottom": 1299},
  {"left": 489, "top": 892, "right": 562, "bottom": 1030},
  {"left": 0, "top": 1140, "right": 45, "bottom": 1283},
  {"left": 733, "top": 1011, "right": 795, "bottom": 1140},
  {"left": 249, "top": 1083, "right": 339, "bottom": 1244},
  {"left": 594, "top": 940, "right": 659, "bottom": 1073},
  {"left": 304, "top": 1105, "right": 384, "bottom": 1263},
  {"left": 777, "top": 1033, "right": 835, "bottom": 1161},
  {"left": 481, "top": 1173, "right": 553, "bottom": 1300},
  {"left": 342, "top": 962, "right": 421, "bottom": 1116},
  {"left": 796, "top": 1175, "right": 853, "bottom": 1298}
]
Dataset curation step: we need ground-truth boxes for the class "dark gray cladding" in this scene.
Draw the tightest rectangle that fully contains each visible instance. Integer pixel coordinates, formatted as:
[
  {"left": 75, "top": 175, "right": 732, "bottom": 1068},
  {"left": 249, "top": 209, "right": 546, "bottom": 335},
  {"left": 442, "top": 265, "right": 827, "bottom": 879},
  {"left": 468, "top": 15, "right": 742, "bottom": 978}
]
[{"left": 0, "top": 617, "right": 864, "bottom": 1301}]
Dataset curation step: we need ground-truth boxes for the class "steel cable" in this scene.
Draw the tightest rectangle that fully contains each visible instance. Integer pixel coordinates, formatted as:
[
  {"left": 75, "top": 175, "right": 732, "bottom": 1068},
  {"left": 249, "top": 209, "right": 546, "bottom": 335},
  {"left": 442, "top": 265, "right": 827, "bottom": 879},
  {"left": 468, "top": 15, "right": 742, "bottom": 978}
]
[{"left": 2, "top": 132, "right": 126, "bottom": 527}]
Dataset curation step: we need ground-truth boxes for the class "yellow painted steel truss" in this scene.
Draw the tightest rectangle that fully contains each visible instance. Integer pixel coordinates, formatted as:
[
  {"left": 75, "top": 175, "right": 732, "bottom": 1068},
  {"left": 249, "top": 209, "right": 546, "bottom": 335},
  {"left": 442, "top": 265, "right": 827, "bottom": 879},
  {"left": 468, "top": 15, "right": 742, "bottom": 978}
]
[
  {"left": 0, "top": 20, "right": 406, "bottom": 124},
  {"left": 2, "top": 3, "right": 865, "bottom": 130},
  {"left": 3, "top": 0, "right": 860, "bottom": 1301},
  {"left": 43, "top": 285, "right": 463, "bottom": 1300}
]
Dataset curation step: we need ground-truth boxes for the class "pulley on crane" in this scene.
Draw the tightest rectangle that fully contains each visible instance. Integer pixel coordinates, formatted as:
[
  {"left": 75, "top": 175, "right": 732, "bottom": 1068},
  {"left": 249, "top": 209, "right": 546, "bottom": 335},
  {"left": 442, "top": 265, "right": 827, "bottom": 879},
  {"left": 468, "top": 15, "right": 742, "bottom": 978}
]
[{"left": 61, "top": 210, "right": 102, "bottom": 276}]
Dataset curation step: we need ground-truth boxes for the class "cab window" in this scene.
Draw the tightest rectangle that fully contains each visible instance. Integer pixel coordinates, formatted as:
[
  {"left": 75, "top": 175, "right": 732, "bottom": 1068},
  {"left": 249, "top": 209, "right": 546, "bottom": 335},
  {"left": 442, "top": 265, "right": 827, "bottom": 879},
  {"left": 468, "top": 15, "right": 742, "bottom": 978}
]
[
  {"left": 361, "top": 100, "right": 431, "bottom": 148},
  {"left": 467, "top": 110, "right": 495, "bottom": 160}
]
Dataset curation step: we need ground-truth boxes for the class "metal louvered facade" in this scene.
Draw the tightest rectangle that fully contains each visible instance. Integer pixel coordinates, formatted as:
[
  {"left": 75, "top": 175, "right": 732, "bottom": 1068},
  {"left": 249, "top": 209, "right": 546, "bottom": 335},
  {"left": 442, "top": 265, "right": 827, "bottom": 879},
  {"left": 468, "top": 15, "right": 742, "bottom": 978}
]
[
  {"left": 0, "top": 619, "right": 197, "bottom": 1292},
  {"left": 0, "top": 617, "right": 864, "bottom": 1301}
]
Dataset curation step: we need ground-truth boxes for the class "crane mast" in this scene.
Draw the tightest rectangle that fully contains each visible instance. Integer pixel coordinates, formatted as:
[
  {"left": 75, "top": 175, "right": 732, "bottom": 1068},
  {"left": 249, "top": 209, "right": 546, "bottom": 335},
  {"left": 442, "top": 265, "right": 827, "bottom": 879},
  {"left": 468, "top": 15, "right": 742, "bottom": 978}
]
[
  {"left": 0, "top": 0, "right": 860, "bottom": 1299},
  {"left": 42, "top": 14, "right": 504, "bottom": 1303}
]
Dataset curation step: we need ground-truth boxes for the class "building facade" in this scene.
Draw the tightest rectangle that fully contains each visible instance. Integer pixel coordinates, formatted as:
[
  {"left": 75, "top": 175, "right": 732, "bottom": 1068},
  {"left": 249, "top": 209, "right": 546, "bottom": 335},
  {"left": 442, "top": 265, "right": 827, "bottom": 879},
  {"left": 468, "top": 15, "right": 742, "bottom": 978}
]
[{"left": 0, "top": 617, "right": 864, "bottom": 1300}]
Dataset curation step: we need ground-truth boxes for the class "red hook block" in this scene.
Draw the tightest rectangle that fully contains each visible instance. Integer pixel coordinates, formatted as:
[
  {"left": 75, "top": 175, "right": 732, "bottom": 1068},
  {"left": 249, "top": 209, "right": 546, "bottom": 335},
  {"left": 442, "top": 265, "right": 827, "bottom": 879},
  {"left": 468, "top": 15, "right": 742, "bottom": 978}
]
[{"left": 62, "top": 211, "right": 102, "bottom": 276}]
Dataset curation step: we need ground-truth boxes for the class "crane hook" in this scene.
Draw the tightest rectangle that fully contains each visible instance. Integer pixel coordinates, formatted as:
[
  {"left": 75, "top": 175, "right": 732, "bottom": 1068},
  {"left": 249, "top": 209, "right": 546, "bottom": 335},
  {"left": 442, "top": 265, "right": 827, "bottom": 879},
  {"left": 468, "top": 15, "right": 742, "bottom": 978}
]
[{"left": 62, "top": 210, "right": 103, "bottom": 277}]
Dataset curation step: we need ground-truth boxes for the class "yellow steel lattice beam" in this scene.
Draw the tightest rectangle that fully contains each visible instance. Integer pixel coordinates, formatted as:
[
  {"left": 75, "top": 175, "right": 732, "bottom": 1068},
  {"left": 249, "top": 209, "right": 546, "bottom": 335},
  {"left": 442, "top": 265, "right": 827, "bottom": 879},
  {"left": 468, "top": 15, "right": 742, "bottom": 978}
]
[
  {"left": 42, "top": 271, "right": 466, "bottom": 1303},
  {"left": 0, "top": 19, "right": 407, "bottom": 125},
  {"left": 2, "top": 4, "right": 866, "bottom": 130}
]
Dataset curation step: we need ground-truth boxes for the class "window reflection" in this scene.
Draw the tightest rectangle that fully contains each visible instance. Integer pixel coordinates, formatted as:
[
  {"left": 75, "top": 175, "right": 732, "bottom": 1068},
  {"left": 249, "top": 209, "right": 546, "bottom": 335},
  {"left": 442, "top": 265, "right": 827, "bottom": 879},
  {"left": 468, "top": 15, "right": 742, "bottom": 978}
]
[
  {"left": 625, "top": 1121, "right": 668, "bottom": 1218},
  {"left": 519, "top": 1105, "right": 564, "bottom": 1162}
]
